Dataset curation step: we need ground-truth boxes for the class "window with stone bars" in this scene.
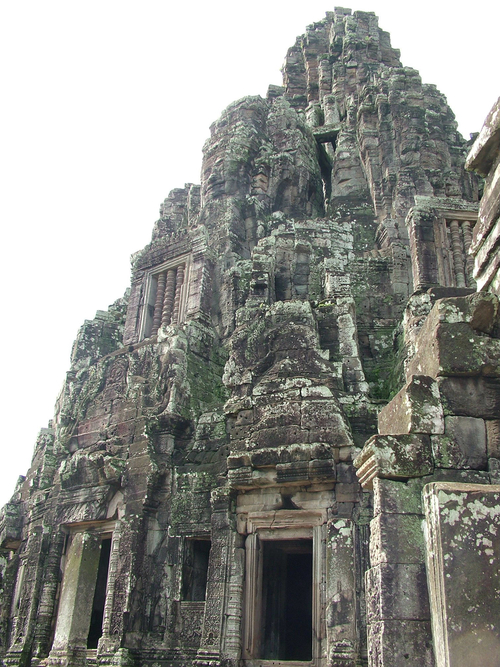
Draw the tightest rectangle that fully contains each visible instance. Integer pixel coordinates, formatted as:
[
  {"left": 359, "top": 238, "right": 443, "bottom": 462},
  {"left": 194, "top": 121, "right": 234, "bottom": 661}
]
[
  {"left": 140, "top": 255, "right": 191, "bottom": 340},
  {"left": 444, "top": 217, "right": 476, "bottom": 288}
]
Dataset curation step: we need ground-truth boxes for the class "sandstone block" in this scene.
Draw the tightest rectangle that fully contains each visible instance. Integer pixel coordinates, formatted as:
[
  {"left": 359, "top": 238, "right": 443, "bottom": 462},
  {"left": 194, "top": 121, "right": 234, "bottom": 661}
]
[
  {"left": 424, "top": 482, "right": 500, "bottom": 667},
  {"left": 366, "top": 563, "right": 430, "bottom": 623},
  {"left": 309, "top": 459, "right": 336, "bottom": 480},
  {"left": 253, "top": 400, "right": 301, "bottom": 429},
  {"left": 367, "top": 620, "right": 435, "bottom": 667},
  {"left": 227, "top": 454, "right": 251, "bottom": 469},
  {"left": 251, "top": 426, "right": 308, "bottom": 448},
  {"left": 488, "top": 458, "right": 500, "bottom": 484},
  {"left": 378, "top": 375, "right": 444, "bottom": 435},
  {"left": 438, "top": 376, "right": 500, "bottom": 418},
  {"left": 250, "top": 449, "right": 280, "bottom": 467},
  {"left": 335, "top": 483, "right": 359, "bottom": 502},
  {"left": 408, "top": 294, "right": 500, "bottom": 379},
  {"left": 373, "top": 478, "right": 424, "bottom": 516},
  {"left": 487, "top": 420, "right": 500, "bottom": 458},
  {"left": 336, "top": 463, "right": 356, "bottom": 484},
  {"left": 431, "top": 416, "right": 487, "bottom": 469},
  {"left": 234, "top": 409, "right": 254, "bottom": 425},
  {"left": 408, "top": 321, "right": 500, "bottom": 379},
  {"left": 369, "top": 514, "right": 425, "bottom": 566}
]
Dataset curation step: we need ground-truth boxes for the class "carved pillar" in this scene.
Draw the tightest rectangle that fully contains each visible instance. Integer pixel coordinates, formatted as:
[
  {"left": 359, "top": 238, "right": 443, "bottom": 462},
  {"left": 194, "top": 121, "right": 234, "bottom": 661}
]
[
  {"left": 30, "top": 530, "right": 66, "bottom": 663},
  {"left": 241, "top": 533, "right": 261, "bottom": 659},
  {"left": 194, "top": 490, "right": 235, "bottom": 667},
  {"left": 162, "top": 268, "right": 177, "bottom": 328},
  {"left": 461, "top": 221, "right": 475, "bottom": 286},
  {"left": 449, "top": 220, "right": 466, "bottom": 288},
  {"left": 47, "top": 532, "right": 102, "bottom": 667},
  {"left": 222, "top": 541, "right": 245, "bottom": 661},
  {"left": 99, "top": 521, "right": 122, "bottom": 652},
  {"left": 171, "top": 264, "right": 185, "bottom": 324},
  {"left": 405, "top": 207, "right": 439, "bottom": 290},
  {"left": 4, "top": 524, "right": 54, "bottom": 667},
  {"left": 326, "top": 519, "right": 357, "bottom": 667},
  {"left": 152, "top": 272, "right": 166, "bottom": 334}
]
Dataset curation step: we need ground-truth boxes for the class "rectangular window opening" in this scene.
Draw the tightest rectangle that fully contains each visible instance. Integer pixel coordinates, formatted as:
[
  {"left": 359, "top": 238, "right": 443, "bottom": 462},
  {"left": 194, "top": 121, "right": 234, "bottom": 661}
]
[
  {"left": 87, "top": 537, "right": 112, "bottom": 649},
  {"left": 261, "top": 539, "right": 313, "bottom": 661},
  {"left": 140, "top": 254, "right": 191, "bottom": 340},
  {"left": 182, "top": 539, "right": 211, "bottom": 602}
]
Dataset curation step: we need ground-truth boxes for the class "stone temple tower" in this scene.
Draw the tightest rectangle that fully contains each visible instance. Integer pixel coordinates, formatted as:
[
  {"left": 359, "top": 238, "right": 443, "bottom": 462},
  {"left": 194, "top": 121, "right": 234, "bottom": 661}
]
[{"left": 1, "top": 9, "right": 499, "bottom": 667}]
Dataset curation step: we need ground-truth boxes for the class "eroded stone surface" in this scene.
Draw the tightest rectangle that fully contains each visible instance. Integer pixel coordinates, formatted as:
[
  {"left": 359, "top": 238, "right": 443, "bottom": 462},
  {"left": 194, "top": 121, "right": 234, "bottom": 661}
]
[
  {"left": 467, "top": 98, "right": 500, "bottom": 295},
  {"left": 424, "top": 483, "right": 500, "bottom": 667}
]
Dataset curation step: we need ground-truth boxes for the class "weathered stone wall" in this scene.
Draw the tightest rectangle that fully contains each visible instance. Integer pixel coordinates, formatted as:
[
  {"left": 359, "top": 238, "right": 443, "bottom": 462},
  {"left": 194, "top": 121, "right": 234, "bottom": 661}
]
[
  {"left": 0, "top": 8, "right": 496, "bottom": 667},
  {"left": 467, "top": 97, "right": 500, "bottom": 295},
  {"left": 355, "top": 289, "right": 500, "bottom": 666}
]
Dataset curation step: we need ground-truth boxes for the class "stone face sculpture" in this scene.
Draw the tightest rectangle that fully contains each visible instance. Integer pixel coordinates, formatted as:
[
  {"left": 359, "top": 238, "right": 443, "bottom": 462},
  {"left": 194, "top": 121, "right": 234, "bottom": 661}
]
[{"left": 1, "top": 8, "right": 499, "bottom": 667}]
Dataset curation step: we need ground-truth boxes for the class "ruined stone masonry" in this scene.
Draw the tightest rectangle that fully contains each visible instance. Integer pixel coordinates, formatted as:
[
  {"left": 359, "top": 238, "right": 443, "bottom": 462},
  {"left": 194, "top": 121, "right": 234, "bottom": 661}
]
[{"left": 1, "top": 8, "right": 499, "bottom": 667}]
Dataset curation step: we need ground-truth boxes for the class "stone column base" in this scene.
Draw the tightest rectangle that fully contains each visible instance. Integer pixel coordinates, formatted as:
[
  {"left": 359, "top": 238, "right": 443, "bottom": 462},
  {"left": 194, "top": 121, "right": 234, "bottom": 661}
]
[
  {"left": 46, "top": 647, "right": 87, "bottom": 667},
  {"left": 194, "top": 649, "right": 221, "bottom": 666}
]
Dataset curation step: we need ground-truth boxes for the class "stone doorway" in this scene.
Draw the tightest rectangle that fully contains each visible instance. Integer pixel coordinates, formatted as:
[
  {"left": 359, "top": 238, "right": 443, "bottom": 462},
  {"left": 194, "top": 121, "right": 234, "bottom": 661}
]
[
  {"left": 87, "top": 537, "right": 112, "bottom": 649},
  {"left": 240, "top": 509, "right": 326, "bottom": 665},
  {"left": 46, "top": 520, "right": 116, "bottom": 666},
  {"left": 260, "top": 539, "right": 313, "bottom": 661}
]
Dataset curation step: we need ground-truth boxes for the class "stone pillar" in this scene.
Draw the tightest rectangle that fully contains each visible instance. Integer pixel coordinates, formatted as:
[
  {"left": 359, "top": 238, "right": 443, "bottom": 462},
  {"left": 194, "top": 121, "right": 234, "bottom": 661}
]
[
  {"left": 171, "top": 264, "right": 185, "bottom": 324},
  {"left": 326, "top": 518, "right": 358, "bottom": 667},
  {"left": 152, "top": 272, "right": 166, "bottom": 334},
  {"left": 461, "top": 220, "right": 474, "bottom": 285},
  {"left": 449, "top": 220, "right": 466, "bottom": 287},
  {"left": 365, "top": 478, "right": 434, "bottom": 667},
  {"left": 162, "top": 268, "right": 177, "bottom": 328},
  {"left": 98, "top": 522, "right": 122, "bottom": 656},
  {"left": 222, "top": 540, "right": 245, "bottom": 662},
  {"left": 423, "top": 482, "right": 500, "bottom": 667},
  {"left": 405, "top": 207, "right": 439, "bottom": 290},
  {"left": 194, "top": 490, "right": 235, "bottom": 667},
  {"left": 30, "top": 530, "right": 66, "bottom": 663},
  {"left": 241, "top": 532, "right": 260, "bottom": 660},
  {"left": 47, "top": 532, "right": 102, "bottom": 667},
  {"left": 4, "top": 524, "right": 54, "bottom": 667}
]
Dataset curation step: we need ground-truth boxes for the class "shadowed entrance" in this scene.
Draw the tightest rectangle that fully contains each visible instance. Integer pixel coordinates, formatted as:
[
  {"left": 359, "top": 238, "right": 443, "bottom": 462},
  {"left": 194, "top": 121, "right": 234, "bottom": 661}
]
[
  {"left": 261, "top": 539, "right": 313, "bottom": 661},
  {"left": 87, "top": 538, "right": 112, "bottom": 649}
]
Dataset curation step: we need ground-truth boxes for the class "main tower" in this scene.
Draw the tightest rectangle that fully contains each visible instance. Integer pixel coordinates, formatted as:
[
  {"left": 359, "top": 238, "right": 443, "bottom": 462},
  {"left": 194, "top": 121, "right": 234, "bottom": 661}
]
[{"left": 1, "top": 9, "right": 498, "bottom": 667}]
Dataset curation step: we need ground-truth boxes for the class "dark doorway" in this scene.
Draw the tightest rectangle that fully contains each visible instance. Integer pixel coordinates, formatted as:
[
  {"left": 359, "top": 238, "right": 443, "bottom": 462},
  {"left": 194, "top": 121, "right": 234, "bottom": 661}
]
[
  {"left": 87, "top": 537, "right": 112, "bottom": 649},
  {"left": 261, "top": 539, "right": 313, "bottom": 661},
  {"left": 182, "top": 539, "right": 211, "bottom": 601}
]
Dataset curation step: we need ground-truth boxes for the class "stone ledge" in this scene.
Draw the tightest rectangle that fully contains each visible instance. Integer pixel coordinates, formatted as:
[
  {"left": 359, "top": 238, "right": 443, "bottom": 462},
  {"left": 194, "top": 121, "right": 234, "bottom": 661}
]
[{"left": 354, "top": 434, "right": 433, "bottom": 489}]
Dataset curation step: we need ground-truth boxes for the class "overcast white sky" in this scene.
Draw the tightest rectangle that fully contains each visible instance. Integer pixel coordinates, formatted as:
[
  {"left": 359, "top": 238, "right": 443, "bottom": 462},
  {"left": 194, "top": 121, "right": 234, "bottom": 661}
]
[{"left": 0, "top": 1, "right": 498, "bottom": 508}]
